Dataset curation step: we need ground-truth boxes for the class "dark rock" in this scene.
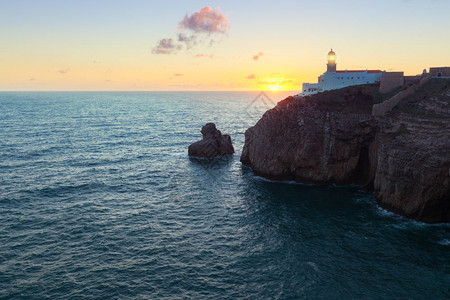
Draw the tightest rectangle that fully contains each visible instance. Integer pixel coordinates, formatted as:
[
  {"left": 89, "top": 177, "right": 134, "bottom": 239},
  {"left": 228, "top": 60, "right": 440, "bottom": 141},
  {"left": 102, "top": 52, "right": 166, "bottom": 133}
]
[
  {"left": 188, "top": 123, "right": 234, "bottom": 158},
  {"left": 373, "top": 79, "right": 450, "bottom": 223},
  {"left": 241, "top": 85, "right": 379, "bottom": 186},
  {"left": 241, "top": 80, "right": 450, "bottom": 223}
]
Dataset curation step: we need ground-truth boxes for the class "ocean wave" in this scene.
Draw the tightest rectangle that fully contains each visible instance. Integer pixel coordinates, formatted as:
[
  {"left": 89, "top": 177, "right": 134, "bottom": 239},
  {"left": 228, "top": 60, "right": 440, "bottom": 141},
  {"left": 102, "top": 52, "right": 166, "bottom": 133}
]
[{"left": 438, "top": 239, "right": 450, "bottom": 246}]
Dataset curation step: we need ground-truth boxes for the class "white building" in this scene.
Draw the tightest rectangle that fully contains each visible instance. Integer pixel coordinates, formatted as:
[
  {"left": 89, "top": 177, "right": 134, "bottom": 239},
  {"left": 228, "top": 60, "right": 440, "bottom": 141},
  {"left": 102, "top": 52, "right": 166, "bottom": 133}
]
[{"left": 300, "top": 50, "right": 384, "bottom": 96}]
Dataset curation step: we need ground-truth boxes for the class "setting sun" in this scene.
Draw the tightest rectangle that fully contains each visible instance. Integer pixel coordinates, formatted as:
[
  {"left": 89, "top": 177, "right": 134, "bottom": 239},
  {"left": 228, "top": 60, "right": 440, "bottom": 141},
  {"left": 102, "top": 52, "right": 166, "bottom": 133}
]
[{"left": 268, "top": 83, "right": 280, "bottom": 91}]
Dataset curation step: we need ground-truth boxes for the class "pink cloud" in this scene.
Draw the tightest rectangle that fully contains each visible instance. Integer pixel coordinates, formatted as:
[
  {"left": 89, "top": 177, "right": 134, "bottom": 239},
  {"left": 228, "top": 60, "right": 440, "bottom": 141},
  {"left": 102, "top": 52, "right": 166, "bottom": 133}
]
[
  {"left": 246, "top": 74, "right": 256, "bottom": 79},
  {"left": 179, "top": 6, "right": 230, "bottom": 34},
  {"left": 153, "top": 7, "right": 229, "bottom": 55},
  {"left": 253, "top": 52, "right": 264, "bottom": 61},
  {"left": 174, "top": 73, "right": 183, "bottom": 77}
]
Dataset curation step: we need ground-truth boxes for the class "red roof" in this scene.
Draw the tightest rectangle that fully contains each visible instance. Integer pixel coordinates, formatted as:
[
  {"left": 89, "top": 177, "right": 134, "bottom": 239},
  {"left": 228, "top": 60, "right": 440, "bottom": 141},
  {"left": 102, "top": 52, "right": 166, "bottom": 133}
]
[{"left": 336, "top": 70, "right": 382, "bottom": 73}]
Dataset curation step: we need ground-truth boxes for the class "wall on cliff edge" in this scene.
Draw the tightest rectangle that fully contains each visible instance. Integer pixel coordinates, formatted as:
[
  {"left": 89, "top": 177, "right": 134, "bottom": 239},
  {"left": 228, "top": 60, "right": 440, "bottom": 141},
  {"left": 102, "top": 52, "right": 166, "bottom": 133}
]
[
  {"left": 379, "top": 72, "right": 404, "bottom": 94},
  {"left": 372, "top": 76, "right": 429, "bottom": 116}
]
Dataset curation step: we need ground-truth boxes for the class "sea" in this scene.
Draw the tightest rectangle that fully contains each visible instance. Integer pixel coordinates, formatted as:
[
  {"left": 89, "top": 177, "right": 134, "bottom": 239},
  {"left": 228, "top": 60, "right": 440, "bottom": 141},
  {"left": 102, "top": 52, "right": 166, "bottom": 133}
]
[{"left": 0, "top": 91, "right": 449, "bottom": 299}]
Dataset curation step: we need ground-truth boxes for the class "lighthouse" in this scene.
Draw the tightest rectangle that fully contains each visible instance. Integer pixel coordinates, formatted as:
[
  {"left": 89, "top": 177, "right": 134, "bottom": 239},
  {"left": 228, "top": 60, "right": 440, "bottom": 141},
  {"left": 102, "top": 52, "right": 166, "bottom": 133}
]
[
  {"left": 300, "top": 49, "right": 384, "bottom": 96},
  {"left": 327, "top": 49, "right": 336, "bottom": 73}
]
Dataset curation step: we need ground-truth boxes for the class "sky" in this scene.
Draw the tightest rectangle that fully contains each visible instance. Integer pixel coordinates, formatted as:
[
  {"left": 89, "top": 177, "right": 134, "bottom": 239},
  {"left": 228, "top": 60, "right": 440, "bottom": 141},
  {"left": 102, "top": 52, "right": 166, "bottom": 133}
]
[{"left": 1, "top": 0, "right": 449, "bottom": 91}]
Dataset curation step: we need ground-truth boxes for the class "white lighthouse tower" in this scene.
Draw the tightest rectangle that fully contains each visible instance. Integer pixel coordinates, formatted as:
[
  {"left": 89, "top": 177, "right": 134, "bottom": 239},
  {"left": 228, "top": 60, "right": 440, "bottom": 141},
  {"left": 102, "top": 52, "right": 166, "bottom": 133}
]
[{"left": 300, "top": 49, "right": 384, "bottom": 96}]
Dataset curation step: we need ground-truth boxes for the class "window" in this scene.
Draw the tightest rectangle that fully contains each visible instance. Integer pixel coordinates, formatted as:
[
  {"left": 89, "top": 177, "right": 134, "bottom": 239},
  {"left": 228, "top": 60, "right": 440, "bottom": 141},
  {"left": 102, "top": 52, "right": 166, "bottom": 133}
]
[{"left": 437, "top": 72, "right": 442, "bottom": 77}]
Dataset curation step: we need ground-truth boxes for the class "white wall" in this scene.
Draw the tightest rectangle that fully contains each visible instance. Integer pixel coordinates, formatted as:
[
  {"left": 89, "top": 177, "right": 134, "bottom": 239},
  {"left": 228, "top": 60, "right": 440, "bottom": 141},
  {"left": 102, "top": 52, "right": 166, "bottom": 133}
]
[{"left": 301, "top": 70, "right": 383, "bottom": 96}]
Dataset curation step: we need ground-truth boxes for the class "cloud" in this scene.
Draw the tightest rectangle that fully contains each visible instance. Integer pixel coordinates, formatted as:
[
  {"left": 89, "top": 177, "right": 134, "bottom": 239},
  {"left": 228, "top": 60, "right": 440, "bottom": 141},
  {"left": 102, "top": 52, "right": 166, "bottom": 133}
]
[
  {"left": 152, "top": 6, "right": 229, "bottom": 55},
  {"left": 152, "top": 38, "right": 182, "bottom": 55},
  {"left": 29, "top": 78, "right": 35, "bottom": 81},
  {"left": 179, "top": 6, "right": 229, "bottom": 34},
  {"left": 174, "top": 73, "right": 183, "bottom": 77},
  {"left": 246, "top": 74, "right": 256, "bottom": 79},
  {"left": 253, "top": 52, "right": 264, "bottom": 61},
  {"left": 178, "top": 33, "right": 197, "bottom": 49},
  {"left": 194, "top": 53, "right": 214, "bottom": 58},
  {"left": 280, "top": 79, "right": 293, "bottom": 85},
  {"left": 257, "top": 79, "right": 293, "bottom": 87},
  {"left": 58, "top": 68, "right": 70, "bottom": 74}
]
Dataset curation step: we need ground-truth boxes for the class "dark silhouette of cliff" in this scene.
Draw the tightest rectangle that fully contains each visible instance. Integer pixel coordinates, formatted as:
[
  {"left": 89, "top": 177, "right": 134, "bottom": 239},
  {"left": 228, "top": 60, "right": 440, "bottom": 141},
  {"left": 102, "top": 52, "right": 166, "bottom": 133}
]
[{"left": 241, "top": 80, "right": 450, "bottom": 223}]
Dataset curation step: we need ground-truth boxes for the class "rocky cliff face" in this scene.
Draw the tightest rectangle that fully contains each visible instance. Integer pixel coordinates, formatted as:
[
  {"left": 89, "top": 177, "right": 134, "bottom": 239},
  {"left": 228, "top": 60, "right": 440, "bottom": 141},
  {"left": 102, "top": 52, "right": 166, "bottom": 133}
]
[
  {"left": 241, "top": 85, "right": 380, "bottom": 185},
  {"left": 241, "top": 80, "right": 450, "bottom": 223},
  {"left": 374, "top": 79, "right": 450, "bottom": 223}
]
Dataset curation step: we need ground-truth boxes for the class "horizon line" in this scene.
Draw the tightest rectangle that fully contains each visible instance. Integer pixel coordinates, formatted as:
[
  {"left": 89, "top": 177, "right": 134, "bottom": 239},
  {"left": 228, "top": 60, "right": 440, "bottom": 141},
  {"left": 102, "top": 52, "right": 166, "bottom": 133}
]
[{"left": 0, "top": 90, "right": 299, "bottom": 93}]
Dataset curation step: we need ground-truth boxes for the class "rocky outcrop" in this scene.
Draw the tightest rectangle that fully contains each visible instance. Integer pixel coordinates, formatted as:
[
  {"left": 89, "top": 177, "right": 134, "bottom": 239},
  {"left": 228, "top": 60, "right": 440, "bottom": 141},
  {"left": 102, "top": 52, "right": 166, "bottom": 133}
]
[
  {"left": 189, "top": 123, "right": 234, "bottom": 158},
  {"left": 241, "top": 85, "right": 380, "bottom": 186},
  {"left": 241, "top": 80, "right": 450, "bottom": 223}
]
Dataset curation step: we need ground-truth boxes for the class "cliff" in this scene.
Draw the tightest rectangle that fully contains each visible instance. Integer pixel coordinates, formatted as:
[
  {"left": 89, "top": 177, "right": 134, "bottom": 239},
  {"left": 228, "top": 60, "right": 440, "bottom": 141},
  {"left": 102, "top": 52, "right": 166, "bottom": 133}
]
[
  {"left": 374, "top": 79, "right": 450, "bottom": 223},
  {"left": 241, "top": 80, "right": 450, "bottom": 223},
  {"left": 241, "top": 85, "right": 380, "bottom": 185}
]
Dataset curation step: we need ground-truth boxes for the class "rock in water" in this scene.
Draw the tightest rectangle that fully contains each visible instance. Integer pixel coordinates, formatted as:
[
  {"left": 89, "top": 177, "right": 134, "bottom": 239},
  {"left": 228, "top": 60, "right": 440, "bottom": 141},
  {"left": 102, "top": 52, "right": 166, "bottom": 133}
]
[{"left": 188, "top": 123, "right": 234, "bottom": 158}]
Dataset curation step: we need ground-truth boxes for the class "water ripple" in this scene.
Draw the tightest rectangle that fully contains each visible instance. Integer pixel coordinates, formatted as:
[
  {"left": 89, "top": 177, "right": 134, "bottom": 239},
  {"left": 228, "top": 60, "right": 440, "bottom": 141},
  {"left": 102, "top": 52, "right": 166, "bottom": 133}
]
[{"left": 0, "top": 92, "right": 449, "bottom": 299}]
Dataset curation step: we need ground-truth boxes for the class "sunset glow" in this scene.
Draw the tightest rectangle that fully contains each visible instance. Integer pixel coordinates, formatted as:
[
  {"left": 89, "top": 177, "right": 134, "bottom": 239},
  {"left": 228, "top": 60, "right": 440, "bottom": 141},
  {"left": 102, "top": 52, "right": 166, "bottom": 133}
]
[
  {"left": 269, "top": 84, "right": 280, "bottom": 92},
  {"left": 1, "top": 2, "right": 450, "bottom": 297},
  {"left": 258, "top": 78, "right": 296, "bottom": 92},
  {"left": 0, "top": 1, "right": 449, "bottom": 91}
]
